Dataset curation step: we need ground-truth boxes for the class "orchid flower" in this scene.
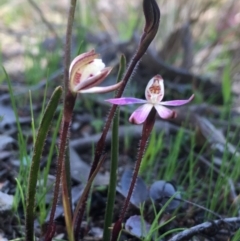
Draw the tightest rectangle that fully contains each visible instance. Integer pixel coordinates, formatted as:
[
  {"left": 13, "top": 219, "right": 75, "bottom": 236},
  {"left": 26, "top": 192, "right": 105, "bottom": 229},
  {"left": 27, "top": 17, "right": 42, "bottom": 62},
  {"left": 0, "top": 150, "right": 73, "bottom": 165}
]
[
  {"left": 69, "top": 50, "right": 122, "bottom": 94},
  {"left": 106, "top": 75, "right": 194, "bottom": 124}
]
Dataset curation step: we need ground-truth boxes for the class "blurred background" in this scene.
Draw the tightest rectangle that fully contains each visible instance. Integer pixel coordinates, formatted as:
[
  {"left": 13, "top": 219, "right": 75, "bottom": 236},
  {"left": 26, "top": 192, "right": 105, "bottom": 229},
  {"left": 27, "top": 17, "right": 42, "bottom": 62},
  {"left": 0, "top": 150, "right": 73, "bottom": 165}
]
[
  {"left": 1, "top": 1, "right": 240, "bottom": 239},
  {"left": 0, "top": 0, "right": 239, "bottom": 102}
]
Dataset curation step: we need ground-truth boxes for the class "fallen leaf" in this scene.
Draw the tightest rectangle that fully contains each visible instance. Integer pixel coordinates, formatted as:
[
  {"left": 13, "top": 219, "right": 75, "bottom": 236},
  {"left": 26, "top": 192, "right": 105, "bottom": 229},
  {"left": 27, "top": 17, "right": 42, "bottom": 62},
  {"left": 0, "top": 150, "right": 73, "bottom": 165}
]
[{"left": 70, "top": 147, "right": 109, "bottom": 185}]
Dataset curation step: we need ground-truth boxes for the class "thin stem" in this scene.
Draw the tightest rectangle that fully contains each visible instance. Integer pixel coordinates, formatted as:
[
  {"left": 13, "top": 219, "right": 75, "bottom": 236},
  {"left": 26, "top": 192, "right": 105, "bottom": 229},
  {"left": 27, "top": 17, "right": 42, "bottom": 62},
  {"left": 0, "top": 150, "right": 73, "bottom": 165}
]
[
  {"left": 64, "top": 0, "right": 77, "bottom": 93},
  {"left": 72, "top": 53, "right": 141, "bottom": 238},
  {"left": 45, "top": 0, "right": 77, "bottom": 239},
  {"left": 72, "top": 156, "right": 106, "bottom": 240},
  {"left": 89, "top": 47, "right": 143, "bottom": 178},
  {"left": 102, "top": 111, "right": 119, "bottom": 241},
  {"left": 44, "top": 94, "right": 76, "bottom": 241},
  {"left": 72, "top": 0, "right": 160, "bottom": 236},
  {"left": 61, "top": 0, "right": 77, "bottom": 240},
  {"left": 124, "top": 110, "right": 156, "bottom": 205},
  {"left": 89, "top": 0, "right": 160, "bottom": 180},
  {"left": 111, "top": 108, "right": 156, "bottom": 241},
  {"left": 102, "top": 55, "right": 126, "bottom": 241}
]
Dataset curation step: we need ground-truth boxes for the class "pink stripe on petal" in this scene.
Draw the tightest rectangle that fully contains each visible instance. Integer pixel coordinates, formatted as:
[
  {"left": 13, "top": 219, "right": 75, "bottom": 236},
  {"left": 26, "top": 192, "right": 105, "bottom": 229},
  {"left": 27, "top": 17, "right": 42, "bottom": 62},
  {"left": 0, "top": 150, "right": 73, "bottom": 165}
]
[
  {"left": 160, "top": 94, "right": 194, "bottom": 106},
  {"left": 74, "top": 67, "right": 112, "bottom": 91},
  {"left": 155, "top": 105, "right": 177, "bottom": 119},
  {"left": 79, "top": 81, "right": 122, "bottom": 94},
  {"left": 129, "top": 104, "right": 153, "bottom": 124},
  {"left": 106, "top": 97, "right": 146, "bottom": 106},
  {"left": 69, "top": 50, "right": 97, "bottom": 75}
]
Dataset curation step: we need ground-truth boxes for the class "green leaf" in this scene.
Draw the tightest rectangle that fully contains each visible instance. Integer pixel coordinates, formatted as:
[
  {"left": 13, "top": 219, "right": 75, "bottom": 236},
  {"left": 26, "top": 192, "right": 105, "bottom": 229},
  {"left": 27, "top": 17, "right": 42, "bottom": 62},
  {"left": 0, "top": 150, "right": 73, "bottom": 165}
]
[{"left": 25, "top": 86, "right": 62, "bottom": 241}]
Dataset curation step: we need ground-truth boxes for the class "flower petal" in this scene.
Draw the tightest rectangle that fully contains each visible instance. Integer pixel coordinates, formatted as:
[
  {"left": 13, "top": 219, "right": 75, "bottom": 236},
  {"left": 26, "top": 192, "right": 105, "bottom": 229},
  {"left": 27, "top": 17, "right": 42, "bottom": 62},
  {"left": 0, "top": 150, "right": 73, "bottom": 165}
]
[
  {"left": 80, "top": 59, "right": 105, "bottom": 81},
  {"left": 106, "top": 97, "right": 147, "bottom": 105},
  {"left": 73, "top": 67, "right": 112, "bottom": 92},
  {"left": 129, "top": 104, "right": 153, "bottom": 124},
  {"left": 69, "top": 50, "right": 98, "bottom": 74},
  {"left": 160, "top": 94, "right": 194, "bottom": 106},
  {"left": 79, "top": 81, "right": 123, "bottom": 94},
  {"left": 145, "top": 75, "right": 164, "bottom": 103},
  {"left": 155, "top": 105, "right": 177, "bottom": 119},
  {"left": 69, "top": 50, "right": 99, "bottom": 91}
]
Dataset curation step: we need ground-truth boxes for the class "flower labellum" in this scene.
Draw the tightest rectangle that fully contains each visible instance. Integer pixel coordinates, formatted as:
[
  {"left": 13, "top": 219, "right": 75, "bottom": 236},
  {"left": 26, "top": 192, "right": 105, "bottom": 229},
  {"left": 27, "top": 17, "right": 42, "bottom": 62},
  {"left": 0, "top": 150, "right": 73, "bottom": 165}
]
[
  {"left": 106, "top": 75, "right": 194, "bottom": 124},
  {"left": 69, "top": 50, "right": 122, "bottom": 94}
]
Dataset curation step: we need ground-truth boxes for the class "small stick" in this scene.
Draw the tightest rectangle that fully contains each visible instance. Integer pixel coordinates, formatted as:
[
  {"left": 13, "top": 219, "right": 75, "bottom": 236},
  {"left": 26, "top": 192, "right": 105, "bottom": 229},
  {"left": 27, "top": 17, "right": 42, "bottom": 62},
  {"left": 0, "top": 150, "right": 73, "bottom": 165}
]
[{"left": 169, "top": 217, "right": 240, "bottom": 241}]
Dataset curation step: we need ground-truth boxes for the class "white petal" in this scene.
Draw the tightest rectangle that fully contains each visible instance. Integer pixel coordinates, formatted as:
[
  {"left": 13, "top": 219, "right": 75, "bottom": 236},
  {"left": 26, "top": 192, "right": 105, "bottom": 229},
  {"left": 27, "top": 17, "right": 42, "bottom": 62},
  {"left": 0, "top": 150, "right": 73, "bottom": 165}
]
[
  {"left": 79, "top": 81, "right": 122, "bottom": 93},
  {"left": 73, "top": 67, "right": 111, "bottom": 92},
  {"left": 80, "top": 59, "right": 105, "bottom": 81}
]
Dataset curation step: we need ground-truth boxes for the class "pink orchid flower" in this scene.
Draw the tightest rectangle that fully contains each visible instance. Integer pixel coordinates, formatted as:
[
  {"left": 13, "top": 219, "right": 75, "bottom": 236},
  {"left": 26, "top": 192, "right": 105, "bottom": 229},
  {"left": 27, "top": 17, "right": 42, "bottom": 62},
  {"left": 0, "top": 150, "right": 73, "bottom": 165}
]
[
  {"left": 106, "top": 75, "right": 194, "bottom": 124},
  {"left": 69, "top": 50, "right": 122, "bottom": 93}
]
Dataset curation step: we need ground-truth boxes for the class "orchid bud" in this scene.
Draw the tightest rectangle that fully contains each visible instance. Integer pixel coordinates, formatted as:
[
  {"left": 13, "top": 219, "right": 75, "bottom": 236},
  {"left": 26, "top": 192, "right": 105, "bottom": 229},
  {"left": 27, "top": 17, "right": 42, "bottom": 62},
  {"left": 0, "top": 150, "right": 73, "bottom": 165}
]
[
  {"left": 143, "top": 0, "right": 160, "bottom": 34},
  {"left": 138, "top": 0, "right": 160, "bottom": 57}
]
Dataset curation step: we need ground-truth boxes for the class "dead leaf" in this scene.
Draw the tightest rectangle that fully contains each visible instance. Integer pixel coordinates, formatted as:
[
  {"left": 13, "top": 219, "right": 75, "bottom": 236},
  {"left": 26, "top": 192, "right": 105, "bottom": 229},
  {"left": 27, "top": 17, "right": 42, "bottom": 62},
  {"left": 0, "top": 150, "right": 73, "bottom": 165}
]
[
  {"left": 0, "top": 135, "right": 16, "bottom": 151},
  {"left": 70, "top": 147, "right": 109, "bottom": 186},
  {"left": 0, "top": 191, "right": 13, "bottom": 211},
  {"left": 0, "top": 104, "right": 30, "bottom": 134}
]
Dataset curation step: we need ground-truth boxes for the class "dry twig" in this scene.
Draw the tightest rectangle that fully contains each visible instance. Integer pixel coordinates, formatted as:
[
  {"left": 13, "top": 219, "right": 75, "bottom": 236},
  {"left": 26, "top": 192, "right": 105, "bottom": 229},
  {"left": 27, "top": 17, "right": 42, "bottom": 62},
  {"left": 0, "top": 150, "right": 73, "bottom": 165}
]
[{"left": 169, "top": 217, "right": 240, "bottom": 241}]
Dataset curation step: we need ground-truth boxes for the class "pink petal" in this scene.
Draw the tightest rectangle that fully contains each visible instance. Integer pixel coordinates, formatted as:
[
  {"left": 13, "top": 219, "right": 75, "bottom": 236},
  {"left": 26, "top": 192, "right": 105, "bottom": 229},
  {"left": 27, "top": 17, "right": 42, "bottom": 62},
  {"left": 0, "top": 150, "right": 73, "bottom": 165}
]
[
  {"left": 73, "top": 67, "right": 112, "bottom": 92},
  {"left": 106, "top": 97, "right": 147, "bottom": 106},
  {"left": 160, "top": 94, "right": 194, "bottom": 106},
  {"left": 155, "top": 105, "right": 177, "bottom": 119},
  {"left": 129, "top": 104, "right": 153, "bottom": 124},
  {"left": 79, "top": 81, "right": 122, "bottom": 94}
]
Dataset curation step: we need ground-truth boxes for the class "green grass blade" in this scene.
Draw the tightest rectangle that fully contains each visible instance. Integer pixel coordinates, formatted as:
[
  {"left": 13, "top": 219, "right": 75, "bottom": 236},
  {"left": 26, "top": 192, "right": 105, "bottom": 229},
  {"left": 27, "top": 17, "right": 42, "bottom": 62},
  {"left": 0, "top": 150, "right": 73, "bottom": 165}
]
[
  {"left": 2, "top": 66, "right": 25, "bottom": 146},
  {"left": 222, "top": 60, "right": 231, "bottom": 105},
  {"left": 103, "top": 54, "right": 126, "bottom": 241},
  {"left": 29, "top": 90, "right": 36, "bottom": 143},
  {"left": 25, "top": 86, "right": 62, "bottom": 241},
  {"left": 2, "top": 66, "right": 30, "bottom": 212},
  {"left": 15, "top": 178, "right": 26, "bottom": 216}
]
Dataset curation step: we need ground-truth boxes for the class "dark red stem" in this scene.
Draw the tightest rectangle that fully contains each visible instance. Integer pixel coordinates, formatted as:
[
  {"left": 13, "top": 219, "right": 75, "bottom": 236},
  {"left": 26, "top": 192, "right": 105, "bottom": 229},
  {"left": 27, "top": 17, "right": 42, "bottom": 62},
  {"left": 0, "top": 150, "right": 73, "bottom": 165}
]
[
  {"left": 73, "top": 54, "right": 139, "bottom": 239},
  {"left": 73, "top": 0, "right": 160, "bottom": 238},
  {"left": 44, "top": 92, "right": 76, "bottom": 241},
  {"left": 45, "top": 0, "right": 77, "bottom": 239},
  {"left": 111, "top": 108, "right": 157, "bottom": 241},
  {"left": 89, "top": 0, "right": 160, "bottom": 184}
]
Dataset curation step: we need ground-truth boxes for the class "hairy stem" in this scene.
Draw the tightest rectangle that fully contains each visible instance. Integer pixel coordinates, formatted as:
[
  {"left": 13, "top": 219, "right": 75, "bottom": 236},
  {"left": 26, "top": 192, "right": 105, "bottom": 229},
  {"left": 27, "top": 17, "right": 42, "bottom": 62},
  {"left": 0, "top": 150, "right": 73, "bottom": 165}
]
[
  {"left": 72, "top": 156, "right": 106, "bottom": 240},
  {"left": 45, "top": 0, "right": 77, "bottom": 240},
  {"left": 111, "top": 108, "right": 156, "bottom": 241},
  {"left": 90, "top": 0, "right": 160, "bottom": 186},
  {"left": 63, "top": 0, "right": 77, "bottom": 93},
  {"left": 44, "top": 93, "right": 76, "bottom": 241},
  {"left": 73, "top": 0, "right": 160, "bottom": 237},
  {"left": 72, "top": 52, "right": 139, "bottom": 239}
]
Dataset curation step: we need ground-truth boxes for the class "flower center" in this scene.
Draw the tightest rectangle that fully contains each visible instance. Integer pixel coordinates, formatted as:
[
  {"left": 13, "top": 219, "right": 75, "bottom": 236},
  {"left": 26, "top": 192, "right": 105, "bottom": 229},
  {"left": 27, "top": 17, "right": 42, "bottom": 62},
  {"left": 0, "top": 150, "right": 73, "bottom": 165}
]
[{"left": 149, "top": 94, "right": 161, "bottom": 104}]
